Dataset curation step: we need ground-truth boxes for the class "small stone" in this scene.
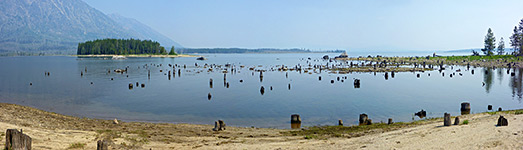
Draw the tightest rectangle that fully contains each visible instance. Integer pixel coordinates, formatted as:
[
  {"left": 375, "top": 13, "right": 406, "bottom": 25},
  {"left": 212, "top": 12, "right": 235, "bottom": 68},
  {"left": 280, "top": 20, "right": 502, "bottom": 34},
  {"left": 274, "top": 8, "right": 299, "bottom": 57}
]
[{"left": 113, "top": 118, "right": 119, "bottom": 124}]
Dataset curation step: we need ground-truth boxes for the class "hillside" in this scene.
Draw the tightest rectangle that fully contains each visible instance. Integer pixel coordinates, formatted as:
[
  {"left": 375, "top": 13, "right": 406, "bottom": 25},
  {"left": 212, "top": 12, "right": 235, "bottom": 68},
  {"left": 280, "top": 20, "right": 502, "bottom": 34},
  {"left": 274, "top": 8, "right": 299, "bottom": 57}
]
[{"left": 0, "top": 0, "right": 181, "bottom": 55}]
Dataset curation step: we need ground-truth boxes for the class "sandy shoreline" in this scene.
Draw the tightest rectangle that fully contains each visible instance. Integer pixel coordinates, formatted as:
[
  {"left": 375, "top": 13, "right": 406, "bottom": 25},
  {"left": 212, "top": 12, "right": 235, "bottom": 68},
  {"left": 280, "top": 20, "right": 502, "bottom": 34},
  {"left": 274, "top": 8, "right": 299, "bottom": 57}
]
[
  {"left": 0, "top": 103, "right": 521, "bottom": 149},
  {"left": 75, "top": 54, "right": 198, "bottom": 58}
]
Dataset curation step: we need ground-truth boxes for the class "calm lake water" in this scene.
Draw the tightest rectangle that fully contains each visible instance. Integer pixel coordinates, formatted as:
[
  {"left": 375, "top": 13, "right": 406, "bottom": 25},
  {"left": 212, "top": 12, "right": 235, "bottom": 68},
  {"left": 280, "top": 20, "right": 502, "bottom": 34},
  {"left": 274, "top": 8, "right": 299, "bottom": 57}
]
[{"left": 0, "top": 52, "right": 522, "bottom": 128}]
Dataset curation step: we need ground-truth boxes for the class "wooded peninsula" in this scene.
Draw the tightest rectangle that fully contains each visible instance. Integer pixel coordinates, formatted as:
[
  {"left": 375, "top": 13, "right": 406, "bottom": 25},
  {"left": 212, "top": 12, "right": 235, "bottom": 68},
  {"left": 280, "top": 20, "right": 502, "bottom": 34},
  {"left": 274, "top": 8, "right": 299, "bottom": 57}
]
[{"left": 76, "top": 39, "right": 176, "bottom": 55}]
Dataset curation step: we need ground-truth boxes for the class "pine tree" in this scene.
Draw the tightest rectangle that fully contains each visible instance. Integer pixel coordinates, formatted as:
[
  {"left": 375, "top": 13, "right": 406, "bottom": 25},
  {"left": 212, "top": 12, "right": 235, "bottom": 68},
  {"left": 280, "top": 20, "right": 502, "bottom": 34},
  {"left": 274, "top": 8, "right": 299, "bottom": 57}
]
[
  {"left": 169, "top": 46, "right": 177, "bottom": 55},
  {"left": 498, "top": 37, "right": 505, "bottom": 55},
  {"left": 482, "top": 28, "right": 496, "bottom": 56}
]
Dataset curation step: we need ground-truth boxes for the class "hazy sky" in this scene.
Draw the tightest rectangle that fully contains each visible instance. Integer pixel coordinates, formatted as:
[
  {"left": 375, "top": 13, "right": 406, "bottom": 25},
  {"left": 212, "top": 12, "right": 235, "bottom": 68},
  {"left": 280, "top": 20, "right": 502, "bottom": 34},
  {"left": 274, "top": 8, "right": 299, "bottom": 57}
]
[{"left": 83, "top": 0, "right": 523, "bottom": 51}]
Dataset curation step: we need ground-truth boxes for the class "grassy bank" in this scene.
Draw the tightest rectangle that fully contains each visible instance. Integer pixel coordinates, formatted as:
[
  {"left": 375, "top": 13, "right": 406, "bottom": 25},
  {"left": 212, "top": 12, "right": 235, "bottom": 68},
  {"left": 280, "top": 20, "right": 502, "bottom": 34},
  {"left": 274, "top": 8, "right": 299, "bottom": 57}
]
[{"left": 284, "top": 109, "right": 523, "bottom": 140}]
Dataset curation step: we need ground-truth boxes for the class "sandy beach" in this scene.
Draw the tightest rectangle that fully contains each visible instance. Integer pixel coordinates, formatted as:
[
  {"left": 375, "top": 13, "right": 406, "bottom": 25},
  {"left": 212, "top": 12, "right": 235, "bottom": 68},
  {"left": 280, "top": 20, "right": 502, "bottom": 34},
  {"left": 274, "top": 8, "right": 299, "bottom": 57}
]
[{"left": 0, "top": 103, "right": 521, "bottom": 149}]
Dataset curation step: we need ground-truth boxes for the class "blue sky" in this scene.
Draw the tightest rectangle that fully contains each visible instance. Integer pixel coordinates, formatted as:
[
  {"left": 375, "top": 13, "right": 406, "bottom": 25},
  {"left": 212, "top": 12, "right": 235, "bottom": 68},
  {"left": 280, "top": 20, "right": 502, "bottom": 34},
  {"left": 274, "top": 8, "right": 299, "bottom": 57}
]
[{"left": 83, "top": 0, "right": 523, "bottom": 51}]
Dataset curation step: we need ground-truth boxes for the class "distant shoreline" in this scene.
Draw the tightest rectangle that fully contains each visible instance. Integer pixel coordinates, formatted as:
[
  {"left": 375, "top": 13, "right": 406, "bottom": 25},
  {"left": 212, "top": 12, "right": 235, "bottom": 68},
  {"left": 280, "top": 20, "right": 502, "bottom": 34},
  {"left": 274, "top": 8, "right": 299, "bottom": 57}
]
[{"left": 74, "top": 54, "right": 198, "bottom": 58}]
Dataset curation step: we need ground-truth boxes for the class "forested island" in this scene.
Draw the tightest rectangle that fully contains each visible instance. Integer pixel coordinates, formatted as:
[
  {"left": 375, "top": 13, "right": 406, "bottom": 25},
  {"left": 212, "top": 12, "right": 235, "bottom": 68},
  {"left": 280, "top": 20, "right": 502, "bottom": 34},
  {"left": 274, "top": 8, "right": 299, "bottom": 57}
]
[{"left": 77, "top": 39, "right": 177, "bottom": 55}]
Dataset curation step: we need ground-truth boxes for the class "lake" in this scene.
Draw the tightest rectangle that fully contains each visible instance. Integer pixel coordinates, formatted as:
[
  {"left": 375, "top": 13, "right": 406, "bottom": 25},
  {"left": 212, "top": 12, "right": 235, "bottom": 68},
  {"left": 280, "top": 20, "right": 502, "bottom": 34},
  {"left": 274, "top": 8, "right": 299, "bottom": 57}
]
[{"left": 0, "top": 52, "right": 521, "bottom": 128}]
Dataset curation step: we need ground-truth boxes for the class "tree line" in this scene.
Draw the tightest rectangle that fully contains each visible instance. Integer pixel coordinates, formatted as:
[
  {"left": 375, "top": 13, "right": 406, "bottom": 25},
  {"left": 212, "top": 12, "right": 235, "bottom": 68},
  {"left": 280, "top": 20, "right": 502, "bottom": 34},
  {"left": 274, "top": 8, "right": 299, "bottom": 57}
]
[
  {"left": 480, "top": 18, "right": 523, "bottom": 56},
  {"left": 77, "top": 38, "right": 176, "bottom": 55}
]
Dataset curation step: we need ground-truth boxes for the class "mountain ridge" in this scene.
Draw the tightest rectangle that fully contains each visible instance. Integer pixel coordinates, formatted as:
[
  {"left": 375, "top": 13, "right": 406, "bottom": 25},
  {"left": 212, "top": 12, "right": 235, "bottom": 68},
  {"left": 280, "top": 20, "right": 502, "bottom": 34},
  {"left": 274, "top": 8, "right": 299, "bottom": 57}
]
[{"left": 0, "top": 0, "right": 181, "bottom": 54}]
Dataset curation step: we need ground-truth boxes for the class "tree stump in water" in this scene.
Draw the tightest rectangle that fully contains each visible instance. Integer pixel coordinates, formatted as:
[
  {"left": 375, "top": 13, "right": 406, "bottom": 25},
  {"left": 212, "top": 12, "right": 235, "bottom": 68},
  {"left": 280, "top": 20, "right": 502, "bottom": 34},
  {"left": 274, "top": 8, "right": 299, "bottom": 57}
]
[
  {"left": 444, "top": 113, "right": 451, "bottom": 126},
  {"left": 359, "top": 114, "right": 371, "bottom": 125},
  {"left": 97, "top": 139, "right": 109, "bottom": 150},
  {"left": 338, "top": 119, "right": 343, "bottom": 126},
  {"left": 5, "top": 129, "right": 32, "bottom": 150},
  {"left": 388, "top": 118, "right": 393, "bottom": 125},
  {"left": 487, "top": 105, "right": 492, "bottom": 111},
  {"left": 461, "top": 102, "right": 471, "bottom": 115}
]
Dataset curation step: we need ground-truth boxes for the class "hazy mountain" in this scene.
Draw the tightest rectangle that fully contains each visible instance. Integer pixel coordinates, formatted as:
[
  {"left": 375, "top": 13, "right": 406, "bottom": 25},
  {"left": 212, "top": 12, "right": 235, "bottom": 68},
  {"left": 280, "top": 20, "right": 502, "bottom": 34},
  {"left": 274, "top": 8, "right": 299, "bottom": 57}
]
[
  {"left": 0, "top": 0, "right": 181, "bottom": 54},
  {"left": 107, "top": 13, "right": 182, "bottom": 49}
]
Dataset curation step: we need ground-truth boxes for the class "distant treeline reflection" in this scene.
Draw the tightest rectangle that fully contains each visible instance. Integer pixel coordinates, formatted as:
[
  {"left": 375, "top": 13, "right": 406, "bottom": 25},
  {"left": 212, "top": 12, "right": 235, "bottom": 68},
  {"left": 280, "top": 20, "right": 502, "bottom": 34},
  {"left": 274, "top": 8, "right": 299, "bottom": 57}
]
[
  {"left": 483, "top": 67, "right": 523, "bottom": 102},
  {"left": 176, "top": 48, "right": 344, "bottom": 54}
]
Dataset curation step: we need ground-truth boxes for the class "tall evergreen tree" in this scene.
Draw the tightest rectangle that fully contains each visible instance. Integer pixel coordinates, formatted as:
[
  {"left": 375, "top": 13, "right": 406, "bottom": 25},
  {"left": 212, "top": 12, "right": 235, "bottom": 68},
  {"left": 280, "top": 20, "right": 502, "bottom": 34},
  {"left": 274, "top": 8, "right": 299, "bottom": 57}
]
[
  {"left": 482, "top": 28, "right": 496, "bottom": 56},
  {"left": 511, "top": 19, "right": 523, "bottom": 55},
  {"left": 169, "top": 46, "right": 177, "bottom": 55},
  {"left": 498, "top": 37, "right": 505, "bottom": 55}
]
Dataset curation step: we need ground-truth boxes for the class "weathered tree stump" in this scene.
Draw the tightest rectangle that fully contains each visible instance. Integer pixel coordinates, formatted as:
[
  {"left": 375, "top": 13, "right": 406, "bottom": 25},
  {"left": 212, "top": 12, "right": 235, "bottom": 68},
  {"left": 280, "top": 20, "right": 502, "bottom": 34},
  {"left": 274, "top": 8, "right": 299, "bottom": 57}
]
[
  {"left": 208, "top": 93, "right": 212, "bottom": 100},
  {"left": 454, "top": 117, "right": 460, "bottom": 125},
  {"left": 218, "top": 120, "right": 226, "bottom": 131},
  {"left": 461, "top": 102, "right": 471, "bottom": 115},
  {"left": 359, "top": 114, "right": 371, "bottom": 125},
  {"left": 388, "top": 118, "right": 393, "bottom": 125},
  {"left": 5, "top": 129, "right": 32, "bottom": 150},
  {"left": 260, "top": 86, "right": 265, "bottom": 95},
  {"left": 498, "top": 107, "right": 502, "bottom": 111},
  {"left": 291, "top": 114, "right": 301, "bottom": 129},
  {"left": 497, "top": 116, "right": 508, "bottom": 126},
  {"left": 209, "top": 78, "right": 213, "bottom": 88},
  {"left": 291, "top": 114, "right": 301, "bottom": 124},
  {"left": 444, "top": 113, "right": 451, "bottom": 126},
  {"left": 318, "top": 76, "right": 322, "bottom": 81},
  {"left": 487, "top": 105, "right": 492, "bottom": 111},
  {"left": 354, "top": 79, "right": 361, "bottom": 88},
  {"left": 128, "top": 83, "right": 133, "bottom": 90},
  {"left": 338, "top": 119, "right": 343, "bottom": 126},
  {"left": 415, "top": 110, "right": 427, "bottom": 118},
  {"left": 212, "top": 121, "right": 219, "bottom": 131},
  {"left": 141, "top": 84, "right": 145, "bottom": 88},
  {"left": 331, "top": 80, "right": 334, "bottom": 84},
  {"left": 97, "top": 139, "right": 109, "bottom": 150}
]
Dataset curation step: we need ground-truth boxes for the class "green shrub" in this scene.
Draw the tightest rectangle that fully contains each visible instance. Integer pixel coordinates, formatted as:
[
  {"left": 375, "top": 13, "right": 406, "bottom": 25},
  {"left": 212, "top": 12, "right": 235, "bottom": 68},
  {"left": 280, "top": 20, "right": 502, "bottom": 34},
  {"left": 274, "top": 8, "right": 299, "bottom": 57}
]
[{"left": 463, "top": 120, "right": 469, "bottom": 125}]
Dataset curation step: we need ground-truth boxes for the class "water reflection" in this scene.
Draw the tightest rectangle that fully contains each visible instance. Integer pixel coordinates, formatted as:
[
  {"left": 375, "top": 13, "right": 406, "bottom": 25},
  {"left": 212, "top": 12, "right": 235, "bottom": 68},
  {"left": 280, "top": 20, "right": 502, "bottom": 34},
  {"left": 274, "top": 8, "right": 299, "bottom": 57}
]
[
  {"left": 510, "top": 68, "right": 523, "bottom": 102},
  {"left": 483, "top": 68, "right": 493, "bottom": 93}
]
